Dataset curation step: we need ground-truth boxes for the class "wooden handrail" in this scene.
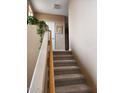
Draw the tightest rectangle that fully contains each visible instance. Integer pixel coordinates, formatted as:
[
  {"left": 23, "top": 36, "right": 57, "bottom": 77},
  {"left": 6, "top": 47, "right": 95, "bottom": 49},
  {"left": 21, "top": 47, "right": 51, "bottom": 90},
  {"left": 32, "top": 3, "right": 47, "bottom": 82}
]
[
  {"left": 49, "top": 32, "right": 55, "bottom": 93},
  {"left": 28, "top": 31, "right": 55, "bottom": 93}
]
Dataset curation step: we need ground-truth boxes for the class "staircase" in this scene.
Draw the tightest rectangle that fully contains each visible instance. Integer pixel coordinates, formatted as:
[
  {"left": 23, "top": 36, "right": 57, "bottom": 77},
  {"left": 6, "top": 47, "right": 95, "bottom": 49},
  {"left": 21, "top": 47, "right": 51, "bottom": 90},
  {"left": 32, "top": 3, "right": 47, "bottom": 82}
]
[{"left": 53, "top": 51, "right": 91, "bottom": 93}]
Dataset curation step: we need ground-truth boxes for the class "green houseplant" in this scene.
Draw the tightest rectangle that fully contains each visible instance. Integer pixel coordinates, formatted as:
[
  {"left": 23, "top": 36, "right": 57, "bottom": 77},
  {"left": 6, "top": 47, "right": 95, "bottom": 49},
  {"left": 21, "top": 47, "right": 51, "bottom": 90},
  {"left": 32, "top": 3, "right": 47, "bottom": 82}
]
[
  {"left": 27, "top": 16, "right": 49, "bottom": 47},
  {"left": 37, "top": 20, "right": 49, "bottom": 43},
  {"left": 27, "top": 16, "right": 39, "bottom": 25}
]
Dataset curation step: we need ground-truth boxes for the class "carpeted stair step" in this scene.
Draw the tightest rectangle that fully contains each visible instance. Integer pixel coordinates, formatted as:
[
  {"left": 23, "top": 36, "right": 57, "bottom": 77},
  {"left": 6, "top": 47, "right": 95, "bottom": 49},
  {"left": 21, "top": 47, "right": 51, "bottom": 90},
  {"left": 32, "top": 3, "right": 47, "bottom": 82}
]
[
  {"left": 53, "top": 51, "right": 92, "bottom": 93},
  {"left": 54, "top": 66, "right": 80, "bottom": 75},
  {"left": 55, "top": 74, "right": 85, "bottom": 86},
  {"left": 53, "top": 51, "right": 72, "bottom": 55},
  {"left": 53, "top": 55, "right": 74, "bottom": 60},
  {"left": 54, "top": 60, "right": 77, "bottom": 67},
  {"left": 55, "top": 84, "right": 91, "bottom": 93}
]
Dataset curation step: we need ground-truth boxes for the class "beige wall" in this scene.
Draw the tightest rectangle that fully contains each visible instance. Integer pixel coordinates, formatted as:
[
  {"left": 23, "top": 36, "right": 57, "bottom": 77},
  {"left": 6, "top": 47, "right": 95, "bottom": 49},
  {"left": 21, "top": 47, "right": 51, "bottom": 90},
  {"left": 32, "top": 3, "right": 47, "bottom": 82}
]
[
  {"left": 69, "top": 0, "right": 97, "bottom": 92},
  {"left": 27, "top": 25, "right": 41, "bottom": 88},
  {"left": 34, "top": 13, "right": 65, "bottom": 50}
]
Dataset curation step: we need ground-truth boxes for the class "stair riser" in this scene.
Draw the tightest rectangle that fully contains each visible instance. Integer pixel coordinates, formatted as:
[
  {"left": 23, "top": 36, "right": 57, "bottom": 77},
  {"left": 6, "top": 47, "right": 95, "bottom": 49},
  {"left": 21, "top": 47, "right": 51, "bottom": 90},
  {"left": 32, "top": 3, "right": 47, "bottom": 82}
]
[
  {"left": 54, "top": 62, "right": 77, "bottom": 67},
  {"left": 53, "top": 52, "right": 72, "bottom": 55},
  {"left": 55, "top": 91, "right": 91, "bottom": 93},
  {"left": 54, "top": 57, "right": 74, "bottom": 60},
  {"left": 55, "top": 78, "right": 85, "bottom": 86},
  {"left": 55, "top": 69, "right": 80, "bottom": 75},
  {"left": 53, "top": 55, "right": 73, "bottom": 58}
]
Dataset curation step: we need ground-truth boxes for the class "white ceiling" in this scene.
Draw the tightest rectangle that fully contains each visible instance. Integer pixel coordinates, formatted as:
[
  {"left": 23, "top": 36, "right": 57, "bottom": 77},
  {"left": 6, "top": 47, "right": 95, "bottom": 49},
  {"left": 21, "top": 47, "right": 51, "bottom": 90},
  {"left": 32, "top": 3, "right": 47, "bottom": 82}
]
[{"left": 30, "top": 0, "right": 69, "bottom": 16}]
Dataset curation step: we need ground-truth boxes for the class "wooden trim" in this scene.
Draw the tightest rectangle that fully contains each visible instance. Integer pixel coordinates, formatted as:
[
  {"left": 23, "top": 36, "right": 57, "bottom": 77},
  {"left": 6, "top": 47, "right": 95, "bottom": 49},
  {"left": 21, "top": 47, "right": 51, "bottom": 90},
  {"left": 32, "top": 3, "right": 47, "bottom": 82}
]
[{"left": 49, "top": 32, "right": 55, "bottom": 93}]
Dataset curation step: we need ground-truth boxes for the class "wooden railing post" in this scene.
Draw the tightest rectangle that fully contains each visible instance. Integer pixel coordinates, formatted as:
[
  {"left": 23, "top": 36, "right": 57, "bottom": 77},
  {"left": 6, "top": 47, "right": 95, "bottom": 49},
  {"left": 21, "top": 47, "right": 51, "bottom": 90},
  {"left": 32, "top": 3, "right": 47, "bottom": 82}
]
[{"left": 49, "top": 32, "right": 55, "bottom": 93}]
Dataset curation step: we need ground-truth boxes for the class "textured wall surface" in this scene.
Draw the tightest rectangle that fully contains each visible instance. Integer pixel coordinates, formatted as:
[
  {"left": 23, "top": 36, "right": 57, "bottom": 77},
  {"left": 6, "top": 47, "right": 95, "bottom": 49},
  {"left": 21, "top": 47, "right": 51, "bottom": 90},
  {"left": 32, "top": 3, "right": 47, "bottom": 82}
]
[
  {"left": 27, "top": 25, "right": 40, "bottom": 88},
  {"left": 69, "top": 0, "right": 97, "bottom": 92}
]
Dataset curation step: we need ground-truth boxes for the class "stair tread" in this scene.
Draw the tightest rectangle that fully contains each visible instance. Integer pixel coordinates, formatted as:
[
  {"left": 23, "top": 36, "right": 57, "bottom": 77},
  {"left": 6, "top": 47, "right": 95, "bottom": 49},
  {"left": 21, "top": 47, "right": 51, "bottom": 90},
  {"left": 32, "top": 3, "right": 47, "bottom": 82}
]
[
  {"left": 54, "top": 59, "right": 76, "bottom": 62},
  {"left": 53, "top": 51, "right": 72, "bottom": 53},
  {"left": 53, "top": 51, "right": 92, "bottom": 93},
  {"left": 54, "top": 66, "right": 79, "bottom": 70},
  {"left": 53, "top": 51, "right": 72, "bottom": 55},
  {"left": 54, "top": 55, "right": 73, "bottom": 57},
  {"left": 55, "top": 73, "right": 84, "bottom": 80},
  {"left": 55, "top": 84, "right": 90, "bottom": 93},
  {"left": 54, "top": 61, "right": 77, "bottom": 67}
]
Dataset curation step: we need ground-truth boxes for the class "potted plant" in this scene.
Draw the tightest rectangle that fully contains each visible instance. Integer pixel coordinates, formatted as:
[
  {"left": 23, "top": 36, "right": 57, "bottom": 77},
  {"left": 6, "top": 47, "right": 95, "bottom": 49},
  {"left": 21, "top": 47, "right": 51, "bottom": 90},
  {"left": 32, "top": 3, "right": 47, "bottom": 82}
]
[
  {"left": 27, "top": 16, "right": 39, "bottom": 25},
  {"left": 27, "top": 16, "right": 49, "bottom": 47}
]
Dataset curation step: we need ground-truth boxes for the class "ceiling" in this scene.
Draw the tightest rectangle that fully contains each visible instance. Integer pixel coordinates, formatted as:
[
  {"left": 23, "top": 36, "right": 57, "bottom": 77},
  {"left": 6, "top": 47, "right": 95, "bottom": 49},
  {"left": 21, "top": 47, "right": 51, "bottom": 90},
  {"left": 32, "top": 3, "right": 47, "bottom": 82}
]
[{"left": 30, "top": 0, "right": 69, "bottom": 16}]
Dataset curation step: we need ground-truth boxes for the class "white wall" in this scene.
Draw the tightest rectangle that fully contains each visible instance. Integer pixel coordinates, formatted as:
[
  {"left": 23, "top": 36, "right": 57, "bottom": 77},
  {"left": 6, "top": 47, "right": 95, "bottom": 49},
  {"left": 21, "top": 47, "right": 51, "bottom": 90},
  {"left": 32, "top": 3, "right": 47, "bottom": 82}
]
[
  {"left": 27, "top": 25, "right": 41, "bottom": 88},
  {"left": 69, "top": 0, "right": 97, "bottom": 85}
]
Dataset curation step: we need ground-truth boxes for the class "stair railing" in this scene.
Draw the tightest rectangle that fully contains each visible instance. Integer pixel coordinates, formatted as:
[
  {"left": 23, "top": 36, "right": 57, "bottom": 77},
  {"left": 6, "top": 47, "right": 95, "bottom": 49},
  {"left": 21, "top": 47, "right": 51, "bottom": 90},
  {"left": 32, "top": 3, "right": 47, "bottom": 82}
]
[
  {"left": 28, "top": 32, "right": 49, "bottom": 93},
  {"left": 28, "top": 31, "right": 55, "bottom": 93},
  {"left": 49, "top": 32, "right": 55, "bottom": 93}
]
